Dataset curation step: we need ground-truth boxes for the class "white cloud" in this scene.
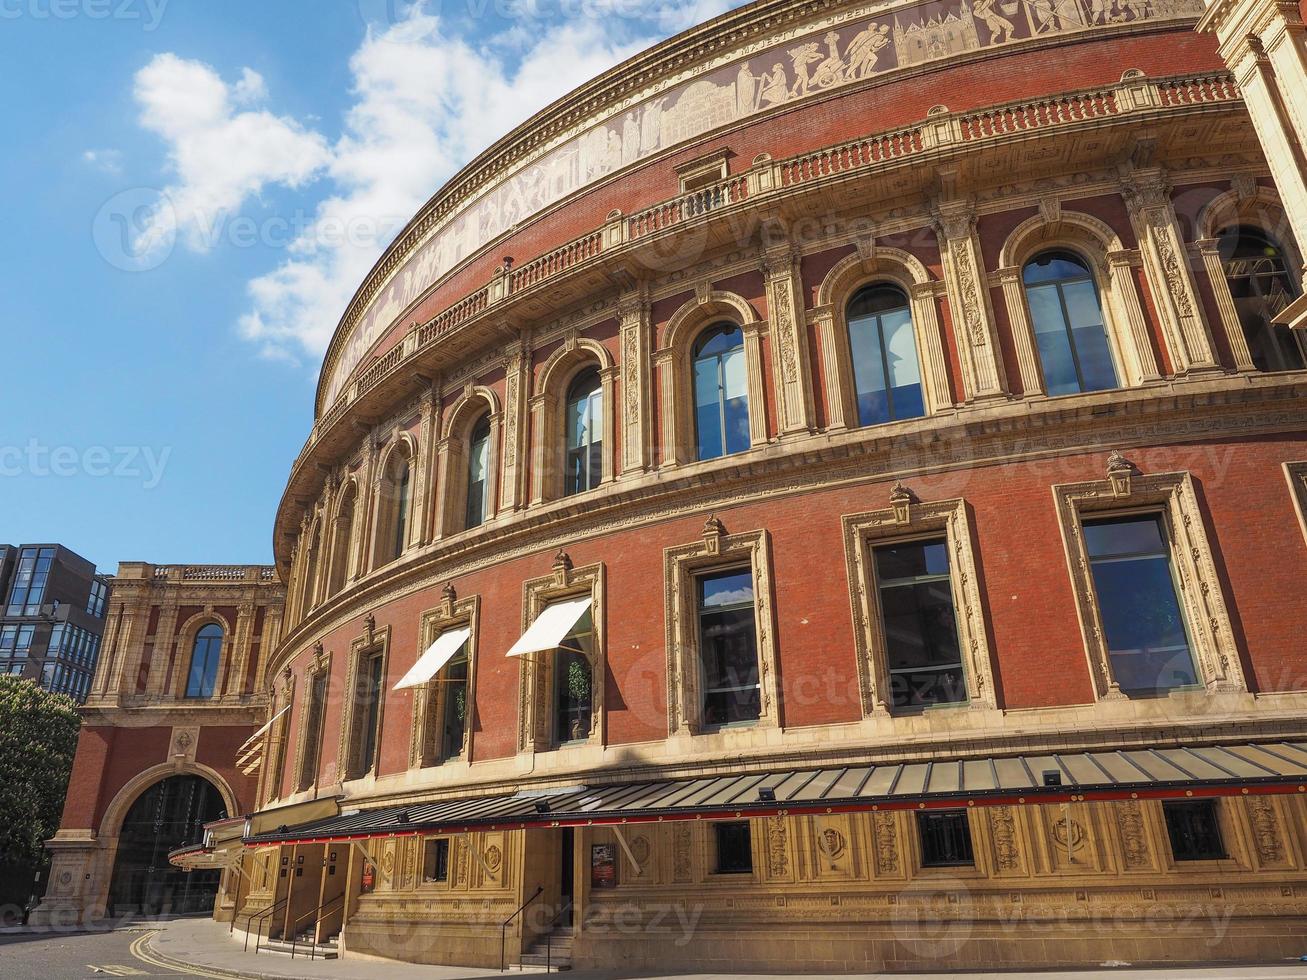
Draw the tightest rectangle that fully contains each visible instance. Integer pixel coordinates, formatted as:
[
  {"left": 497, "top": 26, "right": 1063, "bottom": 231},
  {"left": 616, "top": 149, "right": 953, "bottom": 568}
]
[
  {"left": 137, "top": 0, "right": 734, "bottom": 364},
  {"left": 132, "top": 53, "right": 332, "bottom": 255},
  {"left": 83, "top": 149, "right": 124, "bottom": 175}
]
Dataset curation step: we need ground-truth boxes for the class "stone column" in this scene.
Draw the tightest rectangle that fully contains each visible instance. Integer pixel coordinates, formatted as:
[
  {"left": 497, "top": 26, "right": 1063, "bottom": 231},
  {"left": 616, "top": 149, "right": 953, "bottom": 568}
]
[
  {"left": 617, "top": 289, "right": 652, "bottom": 474},
  {"left": 761, "top": 246, "right": 817, "bottom": 436},
  {"left": 598, "top": 364, "right": 619, "bottom": 484},
  {"left": 809, "top": 305, "right": 851, "bottom": 430},
  {"left": 499, "top": 342, "right": 529, "bottom": 513},
  {"left": 143, "top": 603, "right": 179, "bottom": 697},
  {"left": 1121, "top": 170, "right": 1221, "bottom": 373},
  {"left": 1195, "top": 238, "right": 1258, "bottom": 371},
  {"left": 907, "top": 282, "right": 954, "bottom": 413},
  {"left": 741, "top": 322, "right": 771, "bottom": 446},
  {"left": 528, "top": 393, "right": 549, "bottom": 505},
  {"left": 223, "top": 601, "right": 256, "bottom": 698},
  {"left": 412, "top": 386, "right": 440, "bottom": 545},
  {"left": 654, "top": 349, "right": 678, "bottom": 466},
  {"left": 996, "top": 267, "right": 1044, "bottom": 396},
  {"left": 1105, "top": 249, "right": 1163, "bottom": 384},
  {"left": 933, "top": 202, "right": 1008, "bottom": 401}
]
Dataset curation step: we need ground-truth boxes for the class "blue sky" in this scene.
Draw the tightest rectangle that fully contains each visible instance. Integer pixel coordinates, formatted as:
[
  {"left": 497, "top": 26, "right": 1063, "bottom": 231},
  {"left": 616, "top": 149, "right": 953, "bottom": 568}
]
[{"left": 0, "top": 0, "right": 729, "bottom": 573}]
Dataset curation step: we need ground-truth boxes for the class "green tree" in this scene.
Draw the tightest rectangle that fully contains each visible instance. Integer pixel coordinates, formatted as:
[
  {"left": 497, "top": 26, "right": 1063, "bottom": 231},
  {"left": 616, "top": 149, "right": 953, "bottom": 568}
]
[{"left": 0, "top": 676, "right": 80, "bottom": 868}]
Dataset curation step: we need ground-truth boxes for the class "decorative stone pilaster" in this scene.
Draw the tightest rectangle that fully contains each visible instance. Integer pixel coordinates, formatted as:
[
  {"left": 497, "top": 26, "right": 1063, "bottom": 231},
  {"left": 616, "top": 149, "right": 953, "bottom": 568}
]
[
  {"left": 761, "top": 246, "right": 817, "bottom": 436},
  {"left": 143, "top": 604, "right": 179, "bottom": 697},
  {"left": 222, "top": 602, "right": 256, "bottom": 698},
  {"left": 499, "top": 341, "right": 530, "bottom": 513},
  {"left": 1194, "top": 238, "right": 1258, "bottom": 371},
  {"left": 1120, "top": 170, "right": 1220, "bottom": 373},
  {"left": 617, "top": 289, "right": 653, "bottom": 474},
  {"left": 809, "top": 305, "right": 850, "bottom": 430},
  {"left": 654, "top": 348, "right": 677, "bottom": 467},
  {"left": 933, "top": 202, "right": 1007, "bottom": 401},
  {"left": 413, "top": 385, "right": 441, "bottom": 544}
]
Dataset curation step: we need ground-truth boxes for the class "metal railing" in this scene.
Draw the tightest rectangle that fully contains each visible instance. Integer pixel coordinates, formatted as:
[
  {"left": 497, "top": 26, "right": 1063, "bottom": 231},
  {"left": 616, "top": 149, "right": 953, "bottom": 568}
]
[
  {"left": 288, "top": 894, "right": 345, "bottom": 959},
  {"left": 500, "top": 884, "right": 543, "bottom": 972},
  {"left": 239, "top": 897, "right": 287, "bottom": 954}
]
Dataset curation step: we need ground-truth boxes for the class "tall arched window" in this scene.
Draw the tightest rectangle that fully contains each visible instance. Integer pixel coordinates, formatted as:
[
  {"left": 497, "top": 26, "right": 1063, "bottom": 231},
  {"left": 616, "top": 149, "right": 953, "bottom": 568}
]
[
  {"left": 299, "top": 523, "right": 321, "bottom": 619},
  {"left": 846, "top": 284, "right": 924, "bottom": 425},
  {"left": 328, "top": 483, "right": 356, "bottom": 596},
  {"left": 1022, "top": 250, "right": 1118, "bottom": 395},
  {"left": 465, "top": 415, "right": 491, "bottom": 529},
  {"left": 392, "top": 459, "right": 410, "bottom": 558},
  {"left": 692, "top": 323, "right": 750, "bottom": 461},
  {"left": 185, "top": 624, "right": 223, "bottom": 698},
  {"left": 1217, "top": 225, "right": 1306, "bottom": 372},
  {"left": 564, "top": 368, "right": 603, "bottom": 495}
]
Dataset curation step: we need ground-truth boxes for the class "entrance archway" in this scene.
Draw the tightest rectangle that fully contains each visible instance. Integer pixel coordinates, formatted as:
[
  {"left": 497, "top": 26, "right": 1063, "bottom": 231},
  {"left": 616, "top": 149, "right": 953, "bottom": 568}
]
[{"left": 108, "top": 773, "right": 227, "bottom": 915}]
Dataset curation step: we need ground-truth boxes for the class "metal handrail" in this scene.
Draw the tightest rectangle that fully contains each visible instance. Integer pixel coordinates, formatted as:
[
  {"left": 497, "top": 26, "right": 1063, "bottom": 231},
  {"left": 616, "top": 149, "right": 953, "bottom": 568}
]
[
  {"left": 240, "top": 897, "right": 287, "bottom": 953},
  {"left": 500, "top": 884, "right": 543, "bottom": 972},
  {"left": 543, "top": 901, "right": 572, "bottom": 975},
  {"left": 288, "top": 894, "right": 345, "bottom": 960}
]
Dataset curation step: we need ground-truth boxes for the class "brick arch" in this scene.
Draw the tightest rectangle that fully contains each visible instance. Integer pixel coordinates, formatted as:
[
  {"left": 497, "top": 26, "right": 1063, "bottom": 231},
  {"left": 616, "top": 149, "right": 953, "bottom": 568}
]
[{"left": 97, "top": 761, "right": 238, "bottom": 840}]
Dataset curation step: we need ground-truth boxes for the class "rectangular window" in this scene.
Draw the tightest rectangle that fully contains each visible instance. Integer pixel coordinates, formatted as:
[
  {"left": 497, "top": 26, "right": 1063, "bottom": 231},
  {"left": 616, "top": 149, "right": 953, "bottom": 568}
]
[
  {"left": 422, "top": 838, "right": 450, "bottom": 883},
  {"left": 873, "top": 538, "right": 966, "bottom": 709},
  {"left": 1163, "top": 800, "right": 1226, "bottom": 861},
  {"left": 351, "top": 651, "right": 385, "bottom": 778},
  {"left": 7, "top": 547, "right": 55, "bottom": 616},
  {"left": 918, "top": 810, "right": 974, "bottom": 867},
  {"left": 696, "top": 569, "right": 760, "bottom": 728},
  {"left": 1084, "top": 515, "right": 1198, "bottom": 694},
  {"left": 298, "top": 671, "right": 329, "bottom": 792},
  {"left": 87, "top": 579, "right": 108, "bottom": 618},
  {"left": 553, "top": 609, "right": 595, "bottom": 745},
  {"left": 439, "top": 651, "right": 469, "bottom": 760},
  {"left": 714, "top": 821, "right": 753, "bottom": 874}
]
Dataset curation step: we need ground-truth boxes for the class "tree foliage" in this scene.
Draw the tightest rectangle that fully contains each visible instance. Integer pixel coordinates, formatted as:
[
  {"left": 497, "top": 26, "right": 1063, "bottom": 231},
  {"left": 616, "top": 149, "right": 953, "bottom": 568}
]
[{"left": 0, "top": 677, "right": 80, "bottom": 868}]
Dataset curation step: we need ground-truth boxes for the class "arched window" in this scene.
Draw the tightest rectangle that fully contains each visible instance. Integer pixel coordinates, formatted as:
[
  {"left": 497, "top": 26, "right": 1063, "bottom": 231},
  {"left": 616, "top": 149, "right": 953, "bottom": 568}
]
[
  {"left": 392, "top": 459, "right": 410, "bottom": 558},
  {"left": 1022, "top": 250, "right": 1118, "bottom": 395},
  {"left": 328, "top": 483, "right": 356, "bottom": 596},
  {"left": 564, "top": 368, "right": 603, "bottom": 496},
  {"left": 692, "top": 323, "right": 750, "bottom": 461},
  {"left": 465, "top": 414, "right": 491, "bottom": 529},
  {"left": 1217, "top": 225, "right": 1306, "bottom": 372},
  {"left": 846, "top": 284, "right": 924, "bottom": 425},
  {"left": 299, "top": 523, "right": 321, "bottom": 619},
  {"left": 185, "top": 624, "right": 223, "bottom": 698}
]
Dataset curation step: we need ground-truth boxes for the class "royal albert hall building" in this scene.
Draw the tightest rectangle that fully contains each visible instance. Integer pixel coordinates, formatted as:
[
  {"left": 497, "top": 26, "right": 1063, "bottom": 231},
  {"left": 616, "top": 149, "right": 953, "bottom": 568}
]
[{"left": 157, "top": 0, "right": 1307, "bottom": 970}]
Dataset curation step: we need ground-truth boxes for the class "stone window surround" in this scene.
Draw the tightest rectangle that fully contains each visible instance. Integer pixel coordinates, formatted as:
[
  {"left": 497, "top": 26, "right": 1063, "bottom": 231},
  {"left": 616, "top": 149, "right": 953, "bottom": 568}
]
[
  {"left": 174, "top": 610, "right": 233, "bottom": 700},
  {"left": 810, "top": 246, "right": 954, "bottom": 428},
  {"left": 528, "top": 336, "right": 619, "bottom": 505},
  {"left": 293, "top": 644, "right": 332, "bottom": 794},
  {"left": 654, "top": 289, "right": 770, "bottom": 467},
  {"left": 996, "top": 206, "right": 1161, "bottom": 392},
  {"left": 841, "top": 490, "right": 998, "bottom": 717},
  {"left": 262, "top": 667, "right": 295, "bottom": 806},
  {"left": 1194, "top": 183, "right": 1307, "bottom": 374},
  {"left": 337, "top": 623, "right": 391, "bottom": 784},
  {"left": 369, "top": 433, "right": 418, "bottom": 572},
  {"left": 1286, "top": 462, "right": 1307, "bottom": 544},
  {"left": 409, "top": 588, "right": 481, "bottom": 769},
  {"left": 435, "top": 385, "right": 503, "bottom": 538},
  {"left": 516, "top": 556, "right": 606, "bottom": 754},
  {"left": 1051, "top": 462, "right": 1246, "bottom": 701},
  {"left": 663, "top": 518, "right": 780, "bottom": 736}
]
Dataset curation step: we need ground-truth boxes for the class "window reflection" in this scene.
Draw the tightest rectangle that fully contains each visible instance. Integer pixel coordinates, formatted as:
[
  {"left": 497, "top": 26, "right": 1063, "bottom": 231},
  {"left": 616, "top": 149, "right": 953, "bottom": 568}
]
[
  {"left": 846, "top": 285, "right": 924, "bottom": 425},
  {"left": 693, "top": 324, "right": 750, "bottom": 461},
  {"left": 1217, "top": 225, "right": 1306, "bottom": 372},
  {"left": 564, "top": 368, "right": 603, "bottom": 495},
  {"left": 697, "top": 568, "right": 760, "bottom": 726},
  {"left": 185, "top": 623, "right": 223, "bottom": 698},
  {"left": 466, "top": 415, "right": 491, "bottom": 529},
  {"left": 1084, "top": 514, "right": 1198, "bottom": 694},
  {"left": 1022, "top": 250, "right": 1118, "bottom": 395}
]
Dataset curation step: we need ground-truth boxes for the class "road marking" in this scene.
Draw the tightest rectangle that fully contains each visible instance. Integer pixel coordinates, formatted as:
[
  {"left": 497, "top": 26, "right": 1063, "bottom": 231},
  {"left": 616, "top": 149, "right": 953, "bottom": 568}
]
[
  {"left": 127, "top": 932, "right": 260, "bottom": 980},
  {"left": 88, "top": 967, "right": 149, "bottom": 976}
]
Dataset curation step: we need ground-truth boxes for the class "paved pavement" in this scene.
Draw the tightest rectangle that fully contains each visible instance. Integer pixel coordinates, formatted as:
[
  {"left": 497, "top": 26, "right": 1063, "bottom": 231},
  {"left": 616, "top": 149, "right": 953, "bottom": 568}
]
[{"left": 1, "top": 917, "right": 1305, "bottom": 980}]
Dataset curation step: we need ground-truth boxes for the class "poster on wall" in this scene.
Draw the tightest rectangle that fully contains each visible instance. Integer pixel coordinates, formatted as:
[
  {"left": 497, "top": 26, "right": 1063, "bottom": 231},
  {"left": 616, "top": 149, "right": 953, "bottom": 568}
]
[
  {"left": 361, "top": 864, "right": 375, "bottom": 893},
  {"left": 590, "top": 843, "right": 618, "bottom": 889}
]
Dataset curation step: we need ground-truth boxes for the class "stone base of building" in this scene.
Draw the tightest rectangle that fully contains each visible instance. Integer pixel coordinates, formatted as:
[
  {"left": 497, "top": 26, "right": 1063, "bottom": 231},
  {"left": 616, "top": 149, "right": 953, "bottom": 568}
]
[{"left": 569, "top": 917, "right": 1306, "bottom": 972}]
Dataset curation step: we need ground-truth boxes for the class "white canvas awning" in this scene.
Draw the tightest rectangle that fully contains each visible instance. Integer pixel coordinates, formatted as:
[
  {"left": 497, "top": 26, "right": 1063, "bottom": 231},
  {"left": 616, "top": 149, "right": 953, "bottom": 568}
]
[
  {"left": 394, "top": 627, "right": 471, "bottom": 690},
  {"left": 237, "top": 704, "right": 291, "bottom": 756},
  {"left": 506, "top": 596, "right": 592, "bottom": 658}
]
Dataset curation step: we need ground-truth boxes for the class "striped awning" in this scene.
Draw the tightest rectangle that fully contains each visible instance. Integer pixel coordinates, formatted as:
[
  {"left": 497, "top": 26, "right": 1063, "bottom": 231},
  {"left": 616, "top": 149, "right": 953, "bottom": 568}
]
[{"left": 243, "top": 742, "right": 1307, "bottom": 847}]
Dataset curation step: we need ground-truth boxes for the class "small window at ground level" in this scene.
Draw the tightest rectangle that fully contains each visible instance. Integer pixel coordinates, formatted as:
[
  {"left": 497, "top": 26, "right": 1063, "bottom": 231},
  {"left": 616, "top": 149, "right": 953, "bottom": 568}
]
[
  {"left": 1163, "top": 800, "right": 1226, "bottom": 861},
  {"left": 714, "top": 821, "right": 753, "bottom": 874},
  {"left": 918, "top": 809, "right": 974, "bottom": 867},
  {"left": 423, "top": 838, "right": 450, "bottom": 882}
]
